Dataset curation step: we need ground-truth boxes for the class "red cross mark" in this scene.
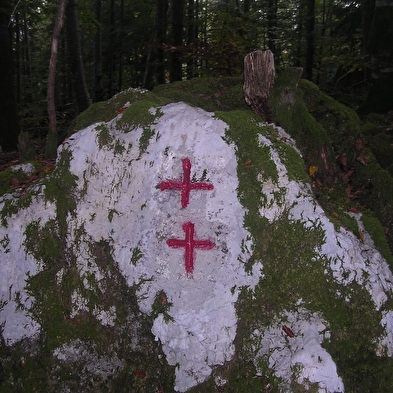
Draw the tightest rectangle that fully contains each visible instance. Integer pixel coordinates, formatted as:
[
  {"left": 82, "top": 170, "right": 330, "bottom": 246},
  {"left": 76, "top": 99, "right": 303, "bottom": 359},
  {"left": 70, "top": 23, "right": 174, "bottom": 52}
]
[
  {"left": 158, "top": 158, "right": 214, "bottom": 208},
  {"left": 167, "top": 222, "right": 214, "bottom": 278}
]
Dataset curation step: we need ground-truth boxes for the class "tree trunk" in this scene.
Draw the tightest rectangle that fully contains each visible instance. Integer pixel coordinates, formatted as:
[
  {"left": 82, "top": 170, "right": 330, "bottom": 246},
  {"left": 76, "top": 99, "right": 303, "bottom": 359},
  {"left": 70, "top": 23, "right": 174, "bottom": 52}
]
[
  {"left": 118, "top": 0, "right": 124, "bottom": 91},
  {"left": 65, "top": 0, "right": 92, "bottom": 112},
  {"left": 170, "top": 0, "right": 185, "bottom": 82},
  {"left": 46, "top": 0, "right": 68, "bottom": 159},
  {"left": 267, "top": 0, "right": 277, "bottom": 60},
  {"left": 155, "top": 0, "right": 168, "bottom": 85},
  {"left": 243, "top": 50, "right": 276, "bottom": 122},
  {"left": 94, "top": 0, "right": 103, "bottom": 102},
  {"left": 186, "top": 0, "right": 197, "bottom": 79},
  {"left": 108, "top": 0, "right": 115, "bottom": 97},
  {"left": 359, "top": 0, "right": 393, "bottom": 113},
  {"left": 0, "top": 0, "right": 20, "bottom": 151},
  {"left": 305, "top": 0, "right": 315, "bottom": 81}
]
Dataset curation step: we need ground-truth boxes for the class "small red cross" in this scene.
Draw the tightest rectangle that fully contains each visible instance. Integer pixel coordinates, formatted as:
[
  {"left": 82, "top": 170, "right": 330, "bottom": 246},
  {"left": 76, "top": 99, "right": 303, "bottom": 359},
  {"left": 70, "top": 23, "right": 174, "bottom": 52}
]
[
  {"left": 167, "top": 222, "right": 214, "bottom": 278},
  {"left": 158, "top": 158, "right": 214, "bottom": 208}
]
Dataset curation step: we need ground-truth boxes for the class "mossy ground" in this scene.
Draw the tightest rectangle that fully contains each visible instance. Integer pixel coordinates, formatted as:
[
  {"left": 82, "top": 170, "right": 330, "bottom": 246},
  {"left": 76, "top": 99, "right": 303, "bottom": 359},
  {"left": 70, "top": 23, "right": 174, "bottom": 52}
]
[{"left": 1, "top": 75, "right": 393, "bottom": 392}]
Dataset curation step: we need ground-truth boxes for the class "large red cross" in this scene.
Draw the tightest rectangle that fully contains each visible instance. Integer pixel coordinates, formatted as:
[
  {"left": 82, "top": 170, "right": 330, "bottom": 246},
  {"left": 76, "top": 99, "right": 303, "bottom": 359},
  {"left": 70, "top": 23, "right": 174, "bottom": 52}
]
[
  {"left": 167, "top": 222, "right": 214, "bottom": 278},
  {"left": 158, "top": 158, "right": 214, "bottom": 208}
]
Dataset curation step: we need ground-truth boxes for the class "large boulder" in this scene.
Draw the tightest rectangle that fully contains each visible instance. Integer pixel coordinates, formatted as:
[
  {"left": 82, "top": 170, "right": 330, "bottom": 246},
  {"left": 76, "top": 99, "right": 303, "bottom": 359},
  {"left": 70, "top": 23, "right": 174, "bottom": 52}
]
[{"left": 1, "top": 79, "right": 393, "bottom": 392}]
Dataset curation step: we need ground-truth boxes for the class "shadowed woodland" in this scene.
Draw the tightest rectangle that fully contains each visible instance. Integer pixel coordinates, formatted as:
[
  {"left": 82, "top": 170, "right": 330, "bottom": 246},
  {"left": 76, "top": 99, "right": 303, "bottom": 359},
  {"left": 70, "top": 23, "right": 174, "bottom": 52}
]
[{"left": 0, "top": 0, "right": 392, "bottom": 155}]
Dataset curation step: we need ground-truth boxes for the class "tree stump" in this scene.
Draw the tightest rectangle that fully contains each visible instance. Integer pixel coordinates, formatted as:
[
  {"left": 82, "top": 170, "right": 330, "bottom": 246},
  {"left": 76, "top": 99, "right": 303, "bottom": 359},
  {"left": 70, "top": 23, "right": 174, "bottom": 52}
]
[{"left": 243, "top": 50, "right": 276, "bottom": 122}]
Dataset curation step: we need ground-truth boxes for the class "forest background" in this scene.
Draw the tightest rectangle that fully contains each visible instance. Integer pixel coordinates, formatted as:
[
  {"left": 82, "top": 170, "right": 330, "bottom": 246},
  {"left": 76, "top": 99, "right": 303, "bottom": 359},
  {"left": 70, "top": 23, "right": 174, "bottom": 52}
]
[{"left": 0, "top": 0, "right": 392, "bottom": 155}]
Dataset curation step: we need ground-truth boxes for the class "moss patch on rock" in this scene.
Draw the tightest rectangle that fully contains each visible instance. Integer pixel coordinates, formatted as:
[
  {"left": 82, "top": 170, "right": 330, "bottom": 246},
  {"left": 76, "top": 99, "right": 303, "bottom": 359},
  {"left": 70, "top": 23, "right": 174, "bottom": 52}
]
[{"left": 71, "top": 88, "right": 168, "bottom": 132}]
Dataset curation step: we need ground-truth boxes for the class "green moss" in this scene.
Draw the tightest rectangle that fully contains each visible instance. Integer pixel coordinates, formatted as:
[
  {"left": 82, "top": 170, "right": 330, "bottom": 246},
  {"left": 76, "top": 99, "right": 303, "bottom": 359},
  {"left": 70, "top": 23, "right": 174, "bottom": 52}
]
[
  {"left": 269, "top": 70, "right": 338, "bottom": 185},
  {"left": 0, "top": 192, "right": 34, "bottom": 227},
  {"left": 71, "top": 88, "right": 167, "bottom": 132},
  {"left": 215, "top": 99, "right": 391, "bottom": 392},
  {"left": 115, "top": 100, "right": 162, "bottom": 132},
  {"left": 43, "top": 149, "right": 78, "bottom": 239},
  {"left": 301, "top": 79, "right": 360, "bottom": 158},
  {"left": 153, "top": 76, "right": 249, "bottom": 112},
  {"left": 138, "top": 127, "right": 156, "bottom": 158},
  {"left": 130, "top": 247, "right": 143, "bottom": 266},
  {"left": 368, "top": 134, "right": 393, "bottom": 170},
  {"left": 361, "top": 210, "right": 393, "bottom": 267},
  {"left": 96, "top": 124, "right": 114, "bottom": 148},
  {"left": 24, "top": 220, "right": 62, "bottom": 266},
  {"left": 150, "top": 290, "right": 173, "bottom": 323},
  {"left": 273, "top": 140, "right": 309, "bottom": 182},
  {"left": 360, "top": 121, "right": 381, "bottom": 136}
]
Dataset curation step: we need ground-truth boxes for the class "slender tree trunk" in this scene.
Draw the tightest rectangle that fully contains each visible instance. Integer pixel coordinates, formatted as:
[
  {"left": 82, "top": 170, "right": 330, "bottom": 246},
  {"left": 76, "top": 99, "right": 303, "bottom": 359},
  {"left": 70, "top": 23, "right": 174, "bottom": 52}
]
[
  {"left": 170, "top": 0, "right": 185, "bottom": 82},
  {"left": 22, "top": 11, "right": 32, "bottom": 104},
  {"left": 46, "top": 0, "right": 68, "bottom": 159},
  {"left": 315, "top": 0, "right": 326, "bottom": 85},
  {"left": 155, "top": 0, "right": 168, "bottom": 85},
  {"left": 305, "top": 0, "right": 315, "bottom": 81},
  {"left": 94, "top": 0, "right": 103, "bottom": 101},
  {"left": 244, "top": 0, "right": 251, "bottom": 13},
  {"left": 65, "top": 0, "right": 91, "bottom": 112},
  {"left": 186, "top": 0, "right": 195, "bottom": 79},
  {"left": 108, "top": 0, "right": 115, "bottom": 96},
  {"left": 294, "top": 1, "right": 304, "bottom": 67},
  {"left": 0, "top": 0, "right": 20, "bottom": 151},
  {"left": 15, "top": 11, "right": 21, "bottom": 105},
  {"left": 118, "top": 0, "right": 124, "bottom": 91},
  {"left": 267, "top": 0, "right": 278, "bottom": 66},
  {"left": 360, "top": 0, "right": 393, "bottom": 113}
]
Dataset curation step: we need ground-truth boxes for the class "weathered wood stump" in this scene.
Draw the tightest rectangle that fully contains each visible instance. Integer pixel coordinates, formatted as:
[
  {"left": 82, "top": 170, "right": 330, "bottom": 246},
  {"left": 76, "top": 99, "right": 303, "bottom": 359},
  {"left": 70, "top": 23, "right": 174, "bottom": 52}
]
[{"left": 243, "top": 50, "right": 276, "bottom": 122}]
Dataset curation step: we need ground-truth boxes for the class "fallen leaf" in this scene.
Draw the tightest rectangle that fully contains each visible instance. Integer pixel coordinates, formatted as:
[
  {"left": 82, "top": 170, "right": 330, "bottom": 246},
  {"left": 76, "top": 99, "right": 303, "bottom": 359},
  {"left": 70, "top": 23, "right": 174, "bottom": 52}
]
[
  {"left": 357, "top": 154, "right": 370, "bottom": 165},
  {"left": 359, "top": 231, "right": 365, "bottom": 242},
  {"left": 348, "top": 207, "right": 360, "bottom": 213},
  {"left": 355, "top": 138, "right": 367, "bottom": 151},
  {"left": 282, "top": 325, "right": 294, "bottom": 338},
  {"left": 134, "top": 370, "right": 146, "bottom": 379},
  {"left": 243, "top": 160, "right": 252, "bottom": 166},
  {"left": 309, "top": 165, "right": 318, "bottom": 177},
  {"left": 10, "top": 178, "right": 21, "bottom": 187}
]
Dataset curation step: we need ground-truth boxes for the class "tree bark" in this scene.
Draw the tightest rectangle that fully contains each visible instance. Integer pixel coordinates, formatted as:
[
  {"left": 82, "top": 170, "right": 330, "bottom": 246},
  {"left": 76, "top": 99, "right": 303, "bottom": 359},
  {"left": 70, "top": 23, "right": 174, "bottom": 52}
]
[
  {"left": 94, "top": 0, "right": 103, "bottom": 101},
  {"left": 243, "top": 50, "right": 276, "bottom": 122},
  {"left": 65, "top": 0, "right": 92, "bottom": 112},
  {"left": 170, "top": 0, "right": 185, "bottom": 82},
  {"left": 267, "top": 0, "right": 277, "bottom": 59},
  {"left": 46, "top": 0, "right": 68, "bottom": 159},
  {"left": 156, "top": 0, "right": 168, "bottom": 85},
  {"left": 305, "top": 0, "right": 315, "bottom": 81},
  {"left": 359, "top": 0, "right": 393, "bottom": 113},
  {"left": 0, "top": 0, "right": 20, "bottom": 151}
]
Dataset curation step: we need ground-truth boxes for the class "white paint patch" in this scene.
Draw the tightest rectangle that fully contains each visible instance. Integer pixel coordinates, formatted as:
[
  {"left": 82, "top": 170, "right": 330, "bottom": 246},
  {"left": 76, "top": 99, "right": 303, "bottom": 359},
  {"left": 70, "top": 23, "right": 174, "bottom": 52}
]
[
  {"left": 252, "top": 308, "right": 344, "bottom": 393},
  {"left": 0, "top": 193, "right": 55, "bottom": 345},
  {"left": 61, "top": 103, "right": 262, "bottom": 391}
]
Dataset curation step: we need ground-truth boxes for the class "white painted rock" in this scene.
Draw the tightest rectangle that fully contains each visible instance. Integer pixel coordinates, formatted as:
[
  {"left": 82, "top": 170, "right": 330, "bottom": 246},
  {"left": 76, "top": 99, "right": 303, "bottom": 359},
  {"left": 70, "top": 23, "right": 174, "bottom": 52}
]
[{"left": 1, "top": 98, "right": 393, "bottom": 392}]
